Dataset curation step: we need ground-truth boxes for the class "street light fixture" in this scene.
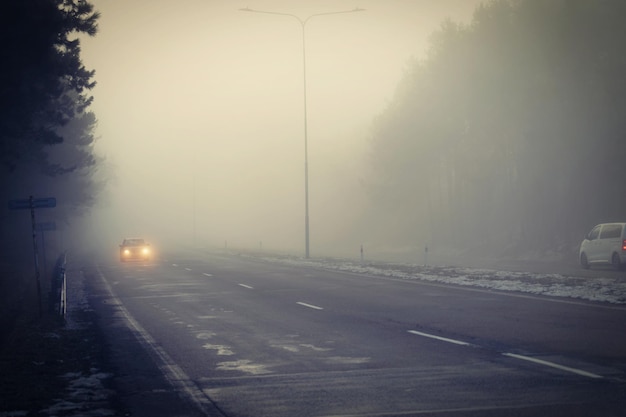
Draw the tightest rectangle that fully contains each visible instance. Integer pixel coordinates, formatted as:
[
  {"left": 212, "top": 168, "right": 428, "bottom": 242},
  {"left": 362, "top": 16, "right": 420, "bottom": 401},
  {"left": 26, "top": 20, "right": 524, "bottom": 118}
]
[{"left": 240, "top": 6, "right": 365, "bottom": 258}]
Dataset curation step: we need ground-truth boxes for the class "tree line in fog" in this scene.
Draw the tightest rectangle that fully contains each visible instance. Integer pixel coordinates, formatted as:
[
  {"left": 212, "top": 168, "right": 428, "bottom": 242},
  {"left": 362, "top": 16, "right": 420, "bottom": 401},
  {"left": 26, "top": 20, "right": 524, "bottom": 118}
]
[
  {"left": 0, "top": 0, "right": 101, "bottom": 257},
  {"left": 3, "top": 0, "right": 626, "bottom": 263},
  {"left": 361, "top": 0, "right": 626, "bottom": 258}
]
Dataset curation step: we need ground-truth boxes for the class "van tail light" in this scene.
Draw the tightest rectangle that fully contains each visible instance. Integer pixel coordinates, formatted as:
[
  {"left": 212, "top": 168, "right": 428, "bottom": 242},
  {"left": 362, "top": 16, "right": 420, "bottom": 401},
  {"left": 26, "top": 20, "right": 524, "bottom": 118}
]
[{"left": 623, "top": 240, "right": 626, "bottom": 251}]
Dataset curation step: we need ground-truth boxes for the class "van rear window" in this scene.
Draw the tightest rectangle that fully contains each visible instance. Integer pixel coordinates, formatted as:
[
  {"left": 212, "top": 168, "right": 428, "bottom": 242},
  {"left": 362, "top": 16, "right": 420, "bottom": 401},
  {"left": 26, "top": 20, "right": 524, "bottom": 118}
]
[{"left": 600, "top": 224, "right": 622, "bottom": 239}]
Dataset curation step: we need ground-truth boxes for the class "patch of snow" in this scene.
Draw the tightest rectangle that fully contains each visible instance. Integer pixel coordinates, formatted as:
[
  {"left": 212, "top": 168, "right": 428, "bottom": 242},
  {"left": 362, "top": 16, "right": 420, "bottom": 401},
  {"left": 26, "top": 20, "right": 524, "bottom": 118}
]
[
  {"left": 216, "top": 359, "right": 272, "bottom": 375},
  {"left": 41, "top": 371, "right": 115, "bottom": 417},
  {"left": 251, "top": 255, "right": 626, "bottom": 305},
  {"left": 203, "top": 343, "right": 235, "bottom": 355}
]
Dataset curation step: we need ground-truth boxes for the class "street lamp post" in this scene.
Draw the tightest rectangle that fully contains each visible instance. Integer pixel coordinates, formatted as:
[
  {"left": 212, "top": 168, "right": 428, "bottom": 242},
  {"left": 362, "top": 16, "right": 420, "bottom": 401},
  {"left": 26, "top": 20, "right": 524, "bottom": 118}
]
[{"left": 240, "top": 7, "right": 364, "bottom": 258}]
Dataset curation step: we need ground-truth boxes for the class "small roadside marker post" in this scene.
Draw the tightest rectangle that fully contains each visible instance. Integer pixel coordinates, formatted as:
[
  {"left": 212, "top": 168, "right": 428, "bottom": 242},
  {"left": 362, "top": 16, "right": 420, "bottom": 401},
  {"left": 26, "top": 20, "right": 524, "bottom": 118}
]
[
  {"left": 36, "top": 221, "right": 56, "bottom": 287},
  {"left": 8, "top": 196, "right": 56, "bottom": 318}
]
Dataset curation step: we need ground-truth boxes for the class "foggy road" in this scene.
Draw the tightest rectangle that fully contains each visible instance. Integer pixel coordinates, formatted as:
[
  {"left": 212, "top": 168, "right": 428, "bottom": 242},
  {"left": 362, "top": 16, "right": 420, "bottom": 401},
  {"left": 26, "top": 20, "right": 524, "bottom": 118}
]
[
  {"left": 6, "top": 2, "right": 626, "bottom": 415},
  {"left": 83, "top": 251, "right": 626, "bottom": 417}
]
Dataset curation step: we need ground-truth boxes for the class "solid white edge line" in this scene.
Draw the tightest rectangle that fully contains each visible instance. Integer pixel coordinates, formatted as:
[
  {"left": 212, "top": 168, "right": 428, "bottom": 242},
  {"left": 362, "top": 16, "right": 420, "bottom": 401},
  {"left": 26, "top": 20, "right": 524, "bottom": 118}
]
[
  {"left": 297, "top": 301, "right": 324, "bottom": 310},
  {"left": 96, "top": 266, "right": 223, "bottom": 415},
  {"left": 238, "top": 284, "right": 253, "bottom": 289},
  {"left": 408, "top": 330, "right": 470, "bottom": 346},
  {"left": 502, "top": 353, "right": 603, "bottom": 379}
]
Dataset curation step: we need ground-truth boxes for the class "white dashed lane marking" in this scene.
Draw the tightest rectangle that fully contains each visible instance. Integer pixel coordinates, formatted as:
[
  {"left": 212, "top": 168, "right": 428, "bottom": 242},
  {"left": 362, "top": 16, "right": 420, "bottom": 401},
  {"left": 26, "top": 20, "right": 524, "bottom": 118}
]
[
  {"left": 408, "top": 330, "right": 604, "bottom": 379},
  {"left": 169, "top": 261, "right": 607, "bottom": 381},
  {"left": 408, "top": 330, "right": 471, "bottom": 346},
  {"left": 503, "top": 353, "right": 603, "bottom": 379},
  {"left": 297, "top": 302, "right": 324, "bottom": 310}
]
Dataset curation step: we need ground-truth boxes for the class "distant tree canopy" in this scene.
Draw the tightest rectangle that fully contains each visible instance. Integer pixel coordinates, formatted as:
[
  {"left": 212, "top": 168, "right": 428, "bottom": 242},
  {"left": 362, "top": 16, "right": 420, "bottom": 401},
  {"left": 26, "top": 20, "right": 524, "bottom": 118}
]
[
  {"left": 0, "top": 0, "right": 99, "bottom": 172},
  {"left": 364, "top": 0, "right": 626, "bottom": 258}
]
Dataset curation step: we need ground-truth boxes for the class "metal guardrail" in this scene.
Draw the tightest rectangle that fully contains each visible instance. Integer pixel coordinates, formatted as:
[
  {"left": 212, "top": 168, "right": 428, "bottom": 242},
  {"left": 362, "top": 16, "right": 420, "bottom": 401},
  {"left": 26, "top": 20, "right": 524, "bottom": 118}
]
[{"left": 50, "top": 252, "right": 67, "bottom": 320}]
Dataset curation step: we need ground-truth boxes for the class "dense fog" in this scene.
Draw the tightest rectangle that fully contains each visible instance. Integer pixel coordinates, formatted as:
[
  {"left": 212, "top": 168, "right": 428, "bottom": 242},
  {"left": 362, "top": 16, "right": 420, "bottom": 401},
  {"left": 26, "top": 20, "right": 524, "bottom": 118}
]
[
  {"left": 70, "top": 0, "right": 481, "bottom": 260},
  {"left": 4, "top": 0, "right": 623, "bottom": 267},
  {"left": 364, "top": 0, "right": 626, "bottom": 262}
]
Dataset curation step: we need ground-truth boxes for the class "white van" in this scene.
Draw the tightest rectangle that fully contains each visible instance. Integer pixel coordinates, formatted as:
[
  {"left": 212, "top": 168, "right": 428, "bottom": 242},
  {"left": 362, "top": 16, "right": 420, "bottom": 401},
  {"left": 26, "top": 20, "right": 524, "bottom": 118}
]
[{"left": 579, "top": 223, "right": 626, "bottom": 270}]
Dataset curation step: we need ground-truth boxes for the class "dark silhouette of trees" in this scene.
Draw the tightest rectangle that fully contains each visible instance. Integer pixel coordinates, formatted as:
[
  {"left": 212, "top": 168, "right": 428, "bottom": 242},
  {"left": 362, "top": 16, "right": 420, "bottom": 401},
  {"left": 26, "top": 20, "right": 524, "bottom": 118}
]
[
  {"left": 0, "top": 0, "right": 99, "bottom": 172},
  {"left": 364, "top": 0, "right": 626, "bottom": 260},
  {"left": 0, "top": 0, "right": 101, "bottom": 260}
]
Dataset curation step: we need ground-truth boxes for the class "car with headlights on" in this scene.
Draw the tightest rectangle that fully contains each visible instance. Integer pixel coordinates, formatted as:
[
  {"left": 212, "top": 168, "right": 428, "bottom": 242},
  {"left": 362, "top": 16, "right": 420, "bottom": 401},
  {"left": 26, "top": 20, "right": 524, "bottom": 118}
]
[{"left": 119, "top": 238, "right": 151, "bottom": 262}]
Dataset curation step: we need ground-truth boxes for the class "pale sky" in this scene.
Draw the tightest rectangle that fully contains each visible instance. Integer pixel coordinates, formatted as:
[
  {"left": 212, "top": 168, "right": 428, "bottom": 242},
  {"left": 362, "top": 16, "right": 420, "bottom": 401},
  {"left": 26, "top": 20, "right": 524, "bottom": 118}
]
[{"left": 80, "top": 0, "right": 483, "bottom": 256}]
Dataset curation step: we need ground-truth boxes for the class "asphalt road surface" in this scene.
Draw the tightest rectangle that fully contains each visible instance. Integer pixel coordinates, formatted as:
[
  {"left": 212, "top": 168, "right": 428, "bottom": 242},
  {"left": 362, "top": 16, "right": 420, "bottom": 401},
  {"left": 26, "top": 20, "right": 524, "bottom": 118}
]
[{"left": 82, "top": 250, "right": 626, "bottom": 417}]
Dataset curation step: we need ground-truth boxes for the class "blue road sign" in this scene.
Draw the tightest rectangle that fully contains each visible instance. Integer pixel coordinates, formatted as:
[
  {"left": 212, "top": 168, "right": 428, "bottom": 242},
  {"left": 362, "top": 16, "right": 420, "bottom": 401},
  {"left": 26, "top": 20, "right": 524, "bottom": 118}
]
[{"left": 8, "top": 197, "right": 56, "bottom": 210}]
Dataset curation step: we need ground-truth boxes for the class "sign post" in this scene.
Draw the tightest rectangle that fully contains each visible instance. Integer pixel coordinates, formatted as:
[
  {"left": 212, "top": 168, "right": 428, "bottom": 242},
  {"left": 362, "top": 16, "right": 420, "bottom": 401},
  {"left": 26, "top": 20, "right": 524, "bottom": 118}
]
[
  {"left": 36, "top": 221, "right": 56, "bottom": 284},
  {"left": 8, "top": 196, "right": 56, "bottom": 318}
]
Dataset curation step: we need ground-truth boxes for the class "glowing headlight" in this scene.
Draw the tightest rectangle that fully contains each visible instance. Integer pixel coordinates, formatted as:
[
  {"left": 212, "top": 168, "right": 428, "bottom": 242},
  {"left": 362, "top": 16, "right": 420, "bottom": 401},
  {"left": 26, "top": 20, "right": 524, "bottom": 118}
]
[
  {"left": 142, "top": 247, "right": 150, "bottom": 255},
  {"left": 123, "top": 249, "right": 130, "bottom": 255}
]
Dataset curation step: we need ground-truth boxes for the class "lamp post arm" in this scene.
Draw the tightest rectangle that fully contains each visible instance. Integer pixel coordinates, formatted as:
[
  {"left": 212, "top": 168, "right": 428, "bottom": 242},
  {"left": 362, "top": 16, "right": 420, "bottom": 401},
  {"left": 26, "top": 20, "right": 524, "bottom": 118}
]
[
  {"left": 303, "top": 8, "right": 366, "bottom": 25},
  {"left": 239, "top": 6, "right": 365, "bottom": 258},
  {"left": 239, "top": 8, "right": 304, "bottom": 25},
  {"left": 239, "top": 8, "right": 365, "bottom": 27}
]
